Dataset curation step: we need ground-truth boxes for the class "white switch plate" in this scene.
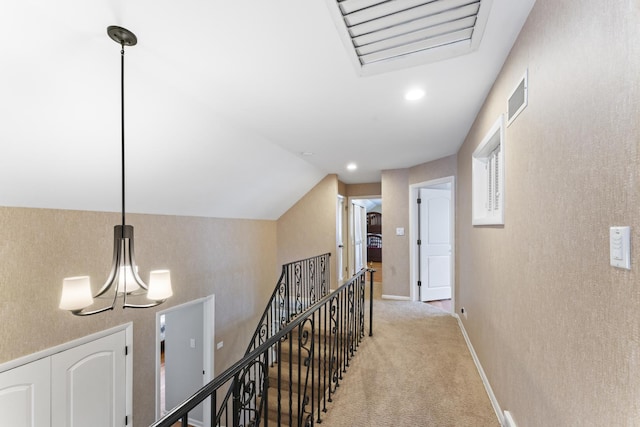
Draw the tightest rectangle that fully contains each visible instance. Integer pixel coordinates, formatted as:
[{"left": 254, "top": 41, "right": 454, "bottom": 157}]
[
  {"left": 190, "top": 338, "right": 196, "bottom": 348},
  {"left": 396, "top": 227, "right": 405, "bottom": 236},
  {"left": 610, "top": 226, "right": 631, "bottom": 270},
  {"left": 216, "top": 341, "right": 224, "bottom": 350}
]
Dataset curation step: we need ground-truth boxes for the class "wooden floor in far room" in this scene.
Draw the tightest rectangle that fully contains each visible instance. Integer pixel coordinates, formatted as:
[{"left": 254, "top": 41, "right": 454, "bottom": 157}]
[{"left": 367, "top": 261, "right": 382, "bottom": 282}]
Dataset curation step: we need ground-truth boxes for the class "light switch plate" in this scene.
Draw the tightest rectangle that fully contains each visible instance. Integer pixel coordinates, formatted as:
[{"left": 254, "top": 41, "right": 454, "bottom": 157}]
[
  {"left": 610, "top": 226, "right": 631, "bottom": 270},
  {"left": 396, "top": 227, "right": 405, "bottom": 236}
]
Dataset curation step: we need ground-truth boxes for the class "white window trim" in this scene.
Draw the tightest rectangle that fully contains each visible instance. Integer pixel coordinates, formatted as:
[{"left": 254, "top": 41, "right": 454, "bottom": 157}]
[{"left": 472, "top": 115, "right": 505, "bottom": 226}]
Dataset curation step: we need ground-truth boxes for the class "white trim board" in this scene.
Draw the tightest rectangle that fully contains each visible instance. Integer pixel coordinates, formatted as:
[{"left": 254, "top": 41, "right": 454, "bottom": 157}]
[
  {"left": 381, "top": 294, "right": 411, "bottom": 301},
  {"left": 454, "top": 314, "right": 505, "bottom": 426}
]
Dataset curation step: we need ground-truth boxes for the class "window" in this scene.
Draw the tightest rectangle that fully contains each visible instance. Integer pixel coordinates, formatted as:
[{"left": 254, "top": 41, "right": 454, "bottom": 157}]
[{"left": 472, "top": 115, "right": 505, "bottom": 225}]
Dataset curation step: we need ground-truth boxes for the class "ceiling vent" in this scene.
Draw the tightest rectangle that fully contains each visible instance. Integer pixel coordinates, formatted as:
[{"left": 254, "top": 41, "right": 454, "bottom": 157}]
[{"left": 326, "top": 0, "right": 493, "bottom": 76}]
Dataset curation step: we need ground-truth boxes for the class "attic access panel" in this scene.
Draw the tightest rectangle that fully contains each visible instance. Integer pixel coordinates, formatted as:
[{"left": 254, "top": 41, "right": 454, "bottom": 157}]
[{"left": 326, "top": 0, "right": 493, "bottom": 76}]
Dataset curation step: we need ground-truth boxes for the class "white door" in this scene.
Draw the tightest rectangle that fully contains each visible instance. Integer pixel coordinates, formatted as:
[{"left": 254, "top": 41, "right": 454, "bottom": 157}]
[
  {"left": 51, "top": 330, "right": 127, "bottom": 427},
  {"left": 0, "top": 357, "right": 50, "bottom": 427},
  {"left": 164, "top": 302, "right": 205, "bottom": 424},
  {"left": 419, "top": 188, "right": 452, "bottom": 301},
  {"left": 337, "top": 196, "right": 346, "bottom": 283},
  {"left": 351, "top": 202, "right": 366, "bottom": 274}
]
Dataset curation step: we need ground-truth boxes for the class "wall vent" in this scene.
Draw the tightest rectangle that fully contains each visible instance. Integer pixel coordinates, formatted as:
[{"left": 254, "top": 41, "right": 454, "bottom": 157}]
[
  {"left": 507, "top": 69, "right": 528, "bottom": 126},
  {"left": 326, "top": 0, "right": 494, "bottom": 76}
]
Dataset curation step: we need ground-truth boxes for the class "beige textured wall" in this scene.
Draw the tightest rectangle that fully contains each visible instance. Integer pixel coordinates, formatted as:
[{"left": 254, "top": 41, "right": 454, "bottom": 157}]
[
  {"left": 346, "top": 182, "right": 381, "bottom": 197},
  {"left": 409, "top": 154, "right": 457, "bottom": 185},
  {"left": 456, "top": 0, "right": 640, "bottom": 425},
  {"left": 277, "top": 174, "right": 339, "bottom": 283},
  {"left": 0, "top": 207, "right": 276, "bottom": 426},
  {"left": 381, "top": 155, "right": 457, "bottom": 297},
  {"left": 338, "top": 180, "right": 347, "bottom": 197},
  {"left": 381, "top": 169, "right": 410, "bottom": 296}
]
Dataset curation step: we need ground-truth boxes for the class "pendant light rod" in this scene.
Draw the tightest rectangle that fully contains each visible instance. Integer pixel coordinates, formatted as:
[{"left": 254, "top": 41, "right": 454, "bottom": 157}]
[
  {"left": 120, "top": 44, "right": 126, "bottom": 229},
  {"left": 107, "top": 24, "right": 137, "bottom": 228}
]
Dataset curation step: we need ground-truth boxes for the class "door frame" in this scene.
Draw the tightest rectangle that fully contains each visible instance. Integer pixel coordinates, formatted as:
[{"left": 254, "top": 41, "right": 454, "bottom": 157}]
[
  {"left": 347, "top": 196, "right": 379, "bottom": 276},
  {"left": 409, "top": 176, "right": 455, "bottom": 306},
  {"left": 336, "top": 195, "right": 347, "bottom": 284},
  {"left": 155, "top": 295, "right": 215, "bottom": 425}
]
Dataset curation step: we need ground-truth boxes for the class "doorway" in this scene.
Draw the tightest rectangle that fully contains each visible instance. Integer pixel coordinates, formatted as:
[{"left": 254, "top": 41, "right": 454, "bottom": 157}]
[
  {"left": 410, "top": 177, "right": 455, "bottom": 311},
  {"left": 348, "top": 196, "right": 382, "bottom": 278},
  {"left": 337, "top": 195, "right": 347, "bottom": 284},
  {"left": 156, "top": 296, "right": 215, "bottom": 426}
]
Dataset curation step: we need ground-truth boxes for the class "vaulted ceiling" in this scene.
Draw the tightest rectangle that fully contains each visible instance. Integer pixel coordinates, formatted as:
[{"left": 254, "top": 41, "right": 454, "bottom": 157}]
[{"left": 0, "top": 0, "right": 535, "bottom": 219}]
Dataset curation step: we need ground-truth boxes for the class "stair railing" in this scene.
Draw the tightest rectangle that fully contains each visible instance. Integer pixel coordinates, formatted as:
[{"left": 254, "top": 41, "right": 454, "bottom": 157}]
[
  {"left": 249, "top": 253, "right": 331, "bottom": 358},
  {"left": 150, "top": 259, "right": 374, "bottom": 427},
  {"left": 213, "top": 253, "right": 331, "bottom": 426}
]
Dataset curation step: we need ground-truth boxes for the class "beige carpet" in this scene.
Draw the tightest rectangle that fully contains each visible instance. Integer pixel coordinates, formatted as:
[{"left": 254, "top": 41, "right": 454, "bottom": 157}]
[{"left": 319, "top": 285, "right": 500, "bottom": 427}]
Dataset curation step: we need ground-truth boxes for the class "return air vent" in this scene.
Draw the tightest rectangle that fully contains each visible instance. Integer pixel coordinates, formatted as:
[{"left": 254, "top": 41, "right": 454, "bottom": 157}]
[
  {"left": 507, "top": 69, "right": 528, "bottom": 126},
  {"left": 326, "top": 0, "right": 493, "bottom": 76}
]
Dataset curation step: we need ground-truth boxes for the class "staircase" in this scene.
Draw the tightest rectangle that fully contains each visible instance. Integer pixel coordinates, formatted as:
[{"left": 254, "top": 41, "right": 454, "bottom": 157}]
[
  {"left": 265, "top": 315, "right": 334, "bottom": 426},
  {"left": 151, "top": 253, "right": 373, "bottom": 427}
]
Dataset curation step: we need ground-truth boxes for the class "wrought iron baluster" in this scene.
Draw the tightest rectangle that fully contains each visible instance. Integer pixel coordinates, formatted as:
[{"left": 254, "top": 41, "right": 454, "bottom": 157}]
[
  {"left": 277, "top": 335, "right": 283, "bottom": 427},
  {"left": 296, "top": 317, "right": 315, "bottom": 427}
]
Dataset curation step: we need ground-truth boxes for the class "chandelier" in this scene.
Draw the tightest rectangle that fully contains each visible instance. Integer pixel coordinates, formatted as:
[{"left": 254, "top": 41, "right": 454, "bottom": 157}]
[{"left": 59, "top": 26, "right": 173, "bottom": 316}]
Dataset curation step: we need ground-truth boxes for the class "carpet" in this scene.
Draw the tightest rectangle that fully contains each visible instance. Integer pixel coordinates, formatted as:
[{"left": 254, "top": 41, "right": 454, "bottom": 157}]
[{"left": 319, "top": 289, "right": 500, "bottom": 427}]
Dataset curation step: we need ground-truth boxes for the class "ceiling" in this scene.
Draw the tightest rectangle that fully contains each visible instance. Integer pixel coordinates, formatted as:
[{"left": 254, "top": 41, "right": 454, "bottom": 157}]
[{"left": 0, "top": 0, "right": 535, "bottom": 220}]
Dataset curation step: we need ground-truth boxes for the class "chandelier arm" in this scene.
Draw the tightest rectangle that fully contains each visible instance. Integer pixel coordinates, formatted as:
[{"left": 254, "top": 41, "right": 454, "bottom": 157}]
[
  {"left": 123, "top": 299, "right": 167, "bottom": 309},
  {"left": 128, "top": 229, "right": 149, "bottom": 290},
  {"left": 93, "top": 226, "right": 122, "bottom": 298},
  {"left": 97, "top": 237, "right": 121, "bottom": 312},
  {"left": 71, "top": 305, "right": 115, "bottom": 317}
]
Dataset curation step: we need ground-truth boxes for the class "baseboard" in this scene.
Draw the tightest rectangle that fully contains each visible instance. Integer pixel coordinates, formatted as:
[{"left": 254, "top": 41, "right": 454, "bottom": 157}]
[
  {"left": 381, "top": 294, "right": 411, "bottom": 301},
  {"left": 454, "top": 314, "right": 505, "bottom": 426},
  {"left": 503, "top": 410, "right": 517, "bottom": 427}
]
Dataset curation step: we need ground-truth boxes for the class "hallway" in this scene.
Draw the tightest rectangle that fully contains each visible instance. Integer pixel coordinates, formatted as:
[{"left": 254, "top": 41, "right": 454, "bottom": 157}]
[{"left": 320, "top": 281, "right": 497, "bottom": 426}]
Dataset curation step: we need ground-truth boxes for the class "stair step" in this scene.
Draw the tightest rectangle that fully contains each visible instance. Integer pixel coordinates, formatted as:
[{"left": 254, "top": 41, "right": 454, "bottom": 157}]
[
  {"left": 268, "top": 360, "right": 329, "bottom": 392},
  {"left": 277, "top": 342, "right": 330, "bottom": 366},
  {"left": 265, "top": 386, "right": 306, "bottom": 424}
]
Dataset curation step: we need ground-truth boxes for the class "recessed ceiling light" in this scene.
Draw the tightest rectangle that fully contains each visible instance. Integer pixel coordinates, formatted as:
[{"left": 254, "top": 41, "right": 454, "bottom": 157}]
[
  {"left": 405, "top": 88, "right": 425, "bottom": 101},
  {"left": 347, "top": 163, "right": 357, "bottom": 171}
]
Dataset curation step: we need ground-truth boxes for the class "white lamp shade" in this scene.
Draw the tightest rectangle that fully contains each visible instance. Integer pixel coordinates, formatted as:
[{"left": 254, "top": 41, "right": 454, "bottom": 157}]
[
  {"left": 115, "top": 265, "right": 142, "bottom": 294},
  {"left": 59, "top": 276, "right": 94, "bottom": 311},
  {"left": 147, "top": 270, "right": 173, "bottom": 301}
]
